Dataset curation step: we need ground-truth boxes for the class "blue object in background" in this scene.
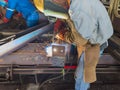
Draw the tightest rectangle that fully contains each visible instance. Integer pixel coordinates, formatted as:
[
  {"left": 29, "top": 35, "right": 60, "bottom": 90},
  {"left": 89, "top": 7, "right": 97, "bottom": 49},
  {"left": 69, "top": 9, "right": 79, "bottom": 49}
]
[
  {"left": 0, "top": 0, "right": 7, "bottom": 7},
  {"left": 26, "top": 11, "right": 39, "bottom": 27},
  {"left": 5, "top": 0, "right": 40, "bottom": 27}
]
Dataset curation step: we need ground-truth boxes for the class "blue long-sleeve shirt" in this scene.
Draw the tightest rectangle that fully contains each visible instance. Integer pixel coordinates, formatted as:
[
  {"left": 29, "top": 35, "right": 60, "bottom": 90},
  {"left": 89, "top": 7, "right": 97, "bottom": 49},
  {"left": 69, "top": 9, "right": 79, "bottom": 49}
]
[
  {"left": 5, "top": 0, "right": 37, "bottom": 20},
  {"left": 69, "top": 0, "right": 113, "bottom": 45}
]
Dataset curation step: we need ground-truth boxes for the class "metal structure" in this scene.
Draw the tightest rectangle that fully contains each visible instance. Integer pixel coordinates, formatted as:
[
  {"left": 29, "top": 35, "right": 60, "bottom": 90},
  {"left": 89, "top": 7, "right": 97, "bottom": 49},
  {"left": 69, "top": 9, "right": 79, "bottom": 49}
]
[
  {"left": 0, "top": 23, "right": 53, "bottom": 57},
  {"left": 0, "top": 1, "right": 119, "bottom": 90}
]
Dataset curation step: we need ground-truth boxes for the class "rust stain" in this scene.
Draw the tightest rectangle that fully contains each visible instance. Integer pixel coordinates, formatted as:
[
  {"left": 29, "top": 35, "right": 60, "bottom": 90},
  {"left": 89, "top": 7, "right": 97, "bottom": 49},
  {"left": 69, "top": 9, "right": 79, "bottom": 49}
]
[{"left": 0, "top": 59, "right": 3, "bottom": 62}]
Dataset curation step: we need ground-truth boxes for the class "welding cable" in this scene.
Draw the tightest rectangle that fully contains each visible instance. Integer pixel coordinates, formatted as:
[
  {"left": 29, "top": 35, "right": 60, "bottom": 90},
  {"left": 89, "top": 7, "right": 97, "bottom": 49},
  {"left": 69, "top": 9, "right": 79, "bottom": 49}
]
[
  {"left": 38, "top": 69, "right": 74, "bottom": 89},
  {"left": 38, "top": 49, "right": 76, "bottom": 89},
  {"left": 38, "top": 53, "right": 72, "bottom": 89},
  {"left": 0, "top": 35, "right": 16, "bottom": 45},
  {"left": 0, "top": 35, "right": 15, "bottom": 42},
  {"left": 38, "top": 69, "right": 70, "bottom": 90}
]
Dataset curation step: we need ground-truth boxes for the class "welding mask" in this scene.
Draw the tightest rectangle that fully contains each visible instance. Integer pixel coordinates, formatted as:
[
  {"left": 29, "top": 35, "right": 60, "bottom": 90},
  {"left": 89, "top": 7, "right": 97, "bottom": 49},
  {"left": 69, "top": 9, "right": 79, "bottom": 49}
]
[
  {"left": 0, "top": 0, "right": 8, "bottom": 7},
  {"left": 33, "top": 0, "right": 69, "bottom": 19}
]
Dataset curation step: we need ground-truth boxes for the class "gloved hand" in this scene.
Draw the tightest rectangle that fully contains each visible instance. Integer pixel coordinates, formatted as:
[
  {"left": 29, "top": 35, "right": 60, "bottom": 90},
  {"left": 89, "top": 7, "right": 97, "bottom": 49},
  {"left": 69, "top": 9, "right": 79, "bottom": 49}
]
[
  {"left": 3, "top": 17, "right": 9, "bottom": 23},
  {"left": 55, "top": 29, "right": 68, "bottom": 40},
  {"left": 54, "top": 19, "right": 62, "bottom": 32}
]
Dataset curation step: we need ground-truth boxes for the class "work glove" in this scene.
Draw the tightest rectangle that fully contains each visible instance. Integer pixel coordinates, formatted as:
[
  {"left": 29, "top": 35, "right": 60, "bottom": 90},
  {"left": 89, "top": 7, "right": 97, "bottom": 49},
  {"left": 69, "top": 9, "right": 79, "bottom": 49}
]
[
  {"left": 57, "top": 18, "right": 88, "bottom": 46},
  {"left": 54, "top": 19, "right": 62, "bottom": 32},
  {"left": 54, "top": 19, "right": 67, "bottom": 33},
  {"left": 56, "top": 28, "right": 68, "bottom": 40},
  {"left": 3, "top": 17, "right": 9, "bottom": 23},
  {"left": 54, "top": 19, "right": 69, "bottom": 40}
]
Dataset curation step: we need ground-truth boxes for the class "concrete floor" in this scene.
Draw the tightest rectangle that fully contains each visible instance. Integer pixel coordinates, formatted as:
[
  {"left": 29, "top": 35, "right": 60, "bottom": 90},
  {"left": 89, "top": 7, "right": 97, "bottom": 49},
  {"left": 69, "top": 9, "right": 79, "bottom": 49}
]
[
  {"left": 0, "top": 83, "right": 120, "bottom": 90},
  {"left": 0, "top": 73, "right": 120, "bottom": 90}
]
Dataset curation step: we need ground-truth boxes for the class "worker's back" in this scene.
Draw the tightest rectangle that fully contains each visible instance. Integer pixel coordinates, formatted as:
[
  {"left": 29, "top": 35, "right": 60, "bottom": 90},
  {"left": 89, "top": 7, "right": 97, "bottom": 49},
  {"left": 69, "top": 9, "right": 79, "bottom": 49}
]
[{"left": 69, "top": 0, "right": 113, "bottom": 45}]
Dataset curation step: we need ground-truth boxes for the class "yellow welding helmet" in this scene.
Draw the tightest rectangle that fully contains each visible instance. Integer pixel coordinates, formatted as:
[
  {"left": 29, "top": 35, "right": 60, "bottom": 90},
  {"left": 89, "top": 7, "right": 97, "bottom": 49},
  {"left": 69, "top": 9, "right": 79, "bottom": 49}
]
[
  {"left": 33, "top": 0, "right": 69, "bottom": 19},
  {"left": 34, "top": 0, "right": 44, "bottom": 13}
]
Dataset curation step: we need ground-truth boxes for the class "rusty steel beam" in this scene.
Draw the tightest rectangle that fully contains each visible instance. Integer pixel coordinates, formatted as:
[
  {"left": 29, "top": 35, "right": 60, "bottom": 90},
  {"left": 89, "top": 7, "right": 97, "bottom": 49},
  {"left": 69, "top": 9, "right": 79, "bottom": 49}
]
[{"left": 0, "top": 23, "right": 53, "bottom": 58}]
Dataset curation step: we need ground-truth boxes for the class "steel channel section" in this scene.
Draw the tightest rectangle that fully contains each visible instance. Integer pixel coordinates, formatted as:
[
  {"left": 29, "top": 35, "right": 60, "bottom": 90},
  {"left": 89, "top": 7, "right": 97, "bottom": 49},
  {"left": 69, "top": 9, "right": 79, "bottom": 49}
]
[
  {"left": 0, "top": 22, "right": 48, "bottom": 43},
  {"left": 0, "top": 53, "right": 120, "bottom": 75},
  {"left": 0, "top": 43, "right": 67, "bottom": 67},
  {"left": 0, "top": 23, "right": 53, "bottom": 58},
  {"left": 12, "top": 55, "right": 120, "bottom": 74},
  {"left": 12, "top": 67, "right": 120, "bottom": 75}
]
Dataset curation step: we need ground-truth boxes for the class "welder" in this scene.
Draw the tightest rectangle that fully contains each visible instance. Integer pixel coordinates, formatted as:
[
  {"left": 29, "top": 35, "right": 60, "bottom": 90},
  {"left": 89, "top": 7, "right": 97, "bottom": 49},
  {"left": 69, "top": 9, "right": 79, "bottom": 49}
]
[
  {"left": 0, "top": 0, "right": 43, "bottom": 27},
  {"left": 56, "top": 0, "right": 113, "bottom": 90},
  {"left": 34, "top": 0, "right": 113, "bottom": 90}
]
